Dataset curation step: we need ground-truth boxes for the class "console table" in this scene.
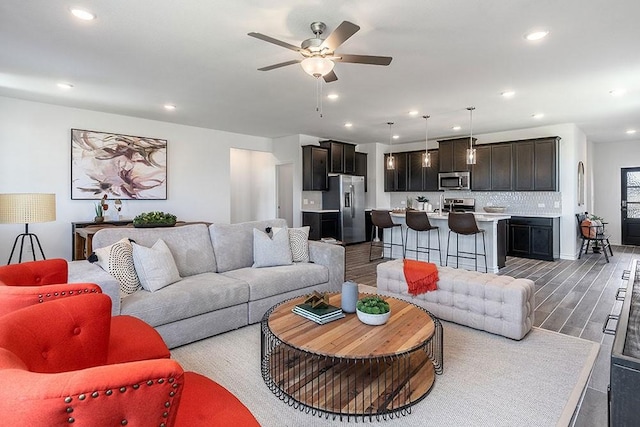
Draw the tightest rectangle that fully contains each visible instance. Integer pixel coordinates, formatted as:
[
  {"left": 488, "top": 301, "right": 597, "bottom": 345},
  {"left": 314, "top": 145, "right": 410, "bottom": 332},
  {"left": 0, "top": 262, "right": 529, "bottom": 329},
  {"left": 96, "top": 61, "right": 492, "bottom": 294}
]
[{"left": 71, "top": 220, "right": 133, "bottom": 260}]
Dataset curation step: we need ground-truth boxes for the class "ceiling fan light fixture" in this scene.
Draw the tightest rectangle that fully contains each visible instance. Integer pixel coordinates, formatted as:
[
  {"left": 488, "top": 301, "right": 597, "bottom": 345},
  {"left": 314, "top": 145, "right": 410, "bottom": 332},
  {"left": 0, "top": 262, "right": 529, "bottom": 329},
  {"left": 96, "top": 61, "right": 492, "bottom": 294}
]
[{"left": 301, "top": 57, "right": 335, "bottom": 78}]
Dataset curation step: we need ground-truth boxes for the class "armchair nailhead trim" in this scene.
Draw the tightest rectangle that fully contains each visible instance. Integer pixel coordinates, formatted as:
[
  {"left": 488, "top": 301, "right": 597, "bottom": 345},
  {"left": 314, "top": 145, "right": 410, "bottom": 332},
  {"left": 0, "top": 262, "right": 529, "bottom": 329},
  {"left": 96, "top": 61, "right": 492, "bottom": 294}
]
[
  {"left": 105, "top": 390, "right": 113, "bottom": 396},
  {"left": 147, "top": 380, "right": 153, "bottom": 386},
  {"left": 168, "top": 378, "right": 174, "bottom": 383},
  {"left": 121, "top": 420, "right": 128, "bottom": 426},
  {"left": 91, "top": 392, "right": 99, "bottom": 398},
  {"left": 119, "top": 387, "right": 126, "bottom": 393},
  {"left": 160, "top": 423, "right": 166, "bottom": 427},
  {"left": 164, "top": 401, "right": 170, "bottom": 408},
  {"left": 66, "top": 408, "right": 73, "bottom": 413},
  {"left": 64, "top": 397, "right": 72, "bottom": 403},
  {"left": 67, "top": 417, "right": 75, "bottom": 423},
  {"left": 162, "top": 412, "right": 168, "bottom": 418},
  {"left": 132, "top": 384, "right": 140, "bottom": 389},
  {"left": 157, "top": 379, "right": 164, "bottom": 384},
  {"left": 78, "top": 394, "right": 85, "bottom": 400},
  {"left": 169, "top": 391, "right": 175, "bottom": 397}
]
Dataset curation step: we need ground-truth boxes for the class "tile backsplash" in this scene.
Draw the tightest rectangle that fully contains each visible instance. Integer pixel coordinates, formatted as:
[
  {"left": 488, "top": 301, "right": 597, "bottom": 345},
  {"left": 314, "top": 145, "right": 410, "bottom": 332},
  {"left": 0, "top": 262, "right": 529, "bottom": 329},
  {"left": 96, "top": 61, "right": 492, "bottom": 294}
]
[{"left": 390, "top": 191, "right": 562, "bottom": 215}]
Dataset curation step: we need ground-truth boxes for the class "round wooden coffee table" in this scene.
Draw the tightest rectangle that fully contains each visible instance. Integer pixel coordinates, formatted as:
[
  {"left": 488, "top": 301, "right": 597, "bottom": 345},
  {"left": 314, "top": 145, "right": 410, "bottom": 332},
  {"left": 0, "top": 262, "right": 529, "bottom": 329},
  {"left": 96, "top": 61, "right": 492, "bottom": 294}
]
[{"left": 260, "top": 293, "right": 443, "bottom": 421}]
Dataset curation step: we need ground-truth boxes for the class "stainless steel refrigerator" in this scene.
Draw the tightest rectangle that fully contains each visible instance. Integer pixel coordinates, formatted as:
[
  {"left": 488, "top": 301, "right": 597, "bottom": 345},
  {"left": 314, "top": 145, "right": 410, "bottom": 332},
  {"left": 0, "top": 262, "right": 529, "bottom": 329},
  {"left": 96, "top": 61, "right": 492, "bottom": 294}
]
[{"left": 323, "top": 175, "right": 366, "bottom": 244}]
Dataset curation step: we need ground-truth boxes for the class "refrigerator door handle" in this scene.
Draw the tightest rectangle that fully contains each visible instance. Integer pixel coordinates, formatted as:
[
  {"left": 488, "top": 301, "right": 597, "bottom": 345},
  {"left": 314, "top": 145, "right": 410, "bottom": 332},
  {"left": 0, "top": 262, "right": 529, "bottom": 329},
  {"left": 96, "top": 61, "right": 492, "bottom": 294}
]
[{"left": 349, "top": 185, "right": 355, "bottom": 218}]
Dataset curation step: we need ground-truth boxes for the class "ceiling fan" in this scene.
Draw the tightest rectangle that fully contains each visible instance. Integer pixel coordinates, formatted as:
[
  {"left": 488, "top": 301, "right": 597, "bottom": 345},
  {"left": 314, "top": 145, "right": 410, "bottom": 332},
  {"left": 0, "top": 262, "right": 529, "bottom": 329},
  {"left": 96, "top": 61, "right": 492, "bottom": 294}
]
[{"left": 248, "top": 21, "right": 392, "bottom": 83}]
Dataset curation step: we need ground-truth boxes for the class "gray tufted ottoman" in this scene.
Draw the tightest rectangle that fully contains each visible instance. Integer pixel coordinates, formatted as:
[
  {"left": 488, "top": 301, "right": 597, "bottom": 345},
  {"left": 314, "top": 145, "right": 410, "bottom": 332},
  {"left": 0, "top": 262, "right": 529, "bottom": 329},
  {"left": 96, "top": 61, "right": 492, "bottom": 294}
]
[{"left": 376, "top": 259, "right": 535, "bottom": 340}]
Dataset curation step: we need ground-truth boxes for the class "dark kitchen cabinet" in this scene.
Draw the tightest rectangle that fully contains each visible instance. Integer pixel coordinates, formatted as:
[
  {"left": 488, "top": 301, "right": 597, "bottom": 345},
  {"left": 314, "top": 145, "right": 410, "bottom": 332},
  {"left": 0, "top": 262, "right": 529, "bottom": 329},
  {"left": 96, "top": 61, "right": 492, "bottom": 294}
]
[
  {"left": 395, "top": 150, "right": 440, "bottom": 192},
  {"left": 508, "top": 216, "right": 556, "bottom": 261},
  {"left": 423, "top": 150, "right": 440, "bottom": 191},
  {"left": 514, "top": 137, "right": 559, "bottom": 191},
  {"left": 471, "top": 145, "right": 492, "bottom": 191},
  {"left": 438, "top": 137, "right": 475, "bottom": 172},
  {"left": 407, "top": 151, "right": 425, "bottom": 191},
  {"left": 355, "top": 152, "right": 368, "bottom": 192},
  {"left": 319, "top": 140, "right": 356, "bottom": 174},
  {"left": 302, "top": 145, "right": 329, "bottom": 191},
  {"left": 491, "top": 143, "right": 513, "bottom": 190},
  {"left": 384, "top": 153, "right": 407, "bottom": 192},
  {"left": 302, "top": 212, "right": 340, "bottom": 241}
]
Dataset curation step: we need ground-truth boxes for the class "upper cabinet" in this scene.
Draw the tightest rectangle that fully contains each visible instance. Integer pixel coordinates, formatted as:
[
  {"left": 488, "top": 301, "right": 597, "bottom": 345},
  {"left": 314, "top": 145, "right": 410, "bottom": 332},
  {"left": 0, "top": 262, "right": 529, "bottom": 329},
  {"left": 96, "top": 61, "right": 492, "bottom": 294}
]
[
  {"left": 514, "top": 137, "right": 559, "bottom": 191},
  {"left": 438, "top": 137, "right": 475, "bottom": 172},
  {"left": 319, "top": 140, "right": 356, "bottom": 174},
  {"left": 355, "top": 152, "right": 368, "bottom": 192},
  {"left": 472, "top": 142, "right": 513, "bottom": 191},
  {"left": 302, "top": 145, "right": 329, "bottom": 191},
  {"left": 384, "top": 150, "right": 439, "bottom": 192}
]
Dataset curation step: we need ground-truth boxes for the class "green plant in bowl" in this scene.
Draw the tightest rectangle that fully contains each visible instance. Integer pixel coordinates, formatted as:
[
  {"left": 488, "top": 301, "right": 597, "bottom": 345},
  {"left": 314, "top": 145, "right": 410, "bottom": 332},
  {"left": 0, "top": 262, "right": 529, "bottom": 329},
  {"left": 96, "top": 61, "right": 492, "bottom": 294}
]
[
  {"left": 133, "top": 211, "right": 177, "bottom": 227},
  {"left": 356, "top": 296, "right": 391, "bottom": 325}
]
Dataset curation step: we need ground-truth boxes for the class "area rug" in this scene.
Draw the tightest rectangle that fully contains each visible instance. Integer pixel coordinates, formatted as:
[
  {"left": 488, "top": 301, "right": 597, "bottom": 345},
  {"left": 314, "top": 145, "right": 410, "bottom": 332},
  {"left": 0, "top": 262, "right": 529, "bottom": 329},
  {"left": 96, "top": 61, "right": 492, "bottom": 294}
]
[{"left": 171, "top": 318, "right": 598, "bottom": 427}]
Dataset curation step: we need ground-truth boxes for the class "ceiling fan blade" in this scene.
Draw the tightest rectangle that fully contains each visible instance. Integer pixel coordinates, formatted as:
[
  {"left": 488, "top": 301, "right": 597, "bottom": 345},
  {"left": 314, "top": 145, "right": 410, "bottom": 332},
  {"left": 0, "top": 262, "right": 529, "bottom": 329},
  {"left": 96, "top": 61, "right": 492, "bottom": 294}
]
[
  {"left": 323, "top": 70, "right": 338, "bottom": 83},
  {"left": 248, "top": 32, "right": 302, "bottom": 52},
  {"left": 334, "top": 54, "right": 392, "bottom": 66},
  {"left": 258, "top": 59, "right": 301, "bottom": 71},
  {"left": 321, "top": 21, "right": 360, "bottom": 51}
]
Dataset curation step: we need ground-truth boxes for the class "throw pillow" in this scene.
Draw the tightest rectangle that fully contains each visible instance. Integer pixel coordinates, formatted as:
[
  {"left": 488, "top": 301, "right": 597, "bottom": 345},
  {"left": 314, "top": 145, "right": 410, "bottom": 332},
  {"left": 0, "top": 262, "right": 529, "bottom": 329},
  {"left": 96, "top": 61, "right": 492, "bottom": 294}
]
[
  {"left": 132, "top": 239, "right": 182, "bottom": 292},
  {"left": 252, "top": 228, "right": 293, "bottom": 268},
  {"left": 90, "top": 238, "right": 141, "bottom": 298},
  {"left": 272, "top": 226, "right": 310, "bottom": 263}
]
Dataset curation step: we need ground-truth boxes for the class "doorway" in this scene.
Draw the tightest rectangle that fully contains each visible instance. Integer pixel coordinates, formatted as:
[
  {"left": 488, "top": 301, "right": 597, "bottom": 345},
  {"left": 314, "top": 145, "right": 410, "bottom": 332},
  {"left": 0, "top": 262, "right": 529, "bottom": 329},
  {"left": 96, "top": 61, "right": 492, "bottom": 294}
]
[
  {"left": 621, "top": 167, "right": 640, "bottom": 245},
  {"left": 276, "top": 163, "right": 293, "bottom": 227}
]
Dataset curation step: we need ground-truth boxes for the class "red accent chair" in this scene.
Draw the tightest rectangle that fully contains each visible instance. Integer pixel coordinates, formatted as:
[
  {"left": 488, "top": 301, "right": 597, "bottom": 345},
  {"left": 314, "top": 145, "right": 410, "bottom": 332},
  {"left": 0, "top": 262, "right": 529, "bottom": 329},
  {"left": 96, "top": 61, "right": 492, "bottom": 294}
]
[
  {"left": 0, "top": 258, "right": 170, "bottom": 363},
  {"left": 0, "top": 294, "right": 260, "bottom": 426}
]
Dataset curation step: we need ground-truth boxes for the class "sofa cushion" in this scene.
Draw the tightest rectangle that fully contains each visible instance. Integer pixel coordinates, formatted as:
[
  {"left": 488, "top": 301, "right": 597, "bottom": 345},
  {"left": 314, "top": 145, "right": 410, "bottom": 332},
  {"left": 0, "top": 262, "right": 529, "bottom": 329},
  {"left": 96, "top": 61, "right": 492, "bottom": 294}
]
[
  {"left": 273, "top": 226, "right": 310, "bottom": 263},
  {"left": 132, "top": 239, "right": 182, "bottom": 292},
  {"left": 120, "top": 273, "right": 249, "bottom": 327},
  {"left": 210, "top": 219, "right": 287, "bottom": 273},
  {"left": 91, "top": 237, "right": 141, "bottom": 297},
  {"left": 222, "top": 263, "right": 329, "bottom": 301},
  {"left": 92, "top": 224, "right": 216, "bottom": 277},
  {"left": 252, "top": 228, "right": 292, "bottom": 268}
]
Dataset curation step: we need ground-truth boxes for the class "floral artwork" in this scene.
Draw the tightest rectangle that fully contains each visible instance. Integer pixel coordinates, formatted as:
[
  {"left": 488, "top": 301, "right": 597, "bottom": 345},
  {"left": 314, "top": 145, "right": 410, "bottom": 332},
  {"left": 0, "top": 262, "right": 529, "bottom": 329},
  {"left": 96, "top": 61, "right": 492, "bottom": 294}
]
[{"left": 71, "top": 129, "right": 167, "bottom": 200}]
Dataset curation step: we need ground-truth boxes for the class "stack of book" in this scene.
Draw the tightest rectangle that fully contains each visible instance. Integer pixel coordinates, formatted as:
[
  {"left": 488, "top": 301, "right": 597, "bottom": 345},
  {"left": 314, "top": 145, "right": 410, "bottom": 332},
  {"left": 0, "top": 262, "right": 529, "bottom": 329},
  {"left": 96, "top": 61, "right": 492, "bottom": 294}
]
[{"left": 292, "top": 303, "right": 345, "bottom": 325}]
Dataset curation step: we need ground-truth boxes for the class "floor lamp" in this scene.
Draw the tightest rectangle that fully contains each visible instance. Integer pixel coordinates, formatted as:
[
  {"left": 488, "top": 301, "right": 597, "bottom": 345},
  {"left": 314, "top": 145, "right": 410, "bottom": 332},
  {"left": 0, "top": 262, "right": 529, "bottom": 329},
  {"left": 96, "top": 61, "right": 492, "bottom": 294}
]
[{"left": 0, "top": 193, "right": 56, "bottom": 264}]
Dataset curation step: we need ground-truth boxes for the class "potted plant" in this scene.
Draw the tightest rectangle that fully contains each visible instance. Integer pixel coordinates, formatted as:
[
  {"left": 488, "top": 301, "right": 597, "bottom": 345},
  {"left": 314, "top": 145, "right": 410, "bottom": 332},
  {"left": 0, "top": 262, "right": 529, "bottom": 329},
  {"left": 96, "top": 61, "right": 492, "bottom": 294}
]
[
  {"left": 94, "top": 203, "right": 104, "bottom": 223},
  {"left": 133, "top": 211, "right": 177, "bottom": 228},
  {"left": 416, "top": 196, "right": 429, "bottom": 211},
  {"left": 589, "top": 214, "right": 605, "bottom": 253},
  {"left": 356, "top": 295, "right": 391, "bottom": 325}
]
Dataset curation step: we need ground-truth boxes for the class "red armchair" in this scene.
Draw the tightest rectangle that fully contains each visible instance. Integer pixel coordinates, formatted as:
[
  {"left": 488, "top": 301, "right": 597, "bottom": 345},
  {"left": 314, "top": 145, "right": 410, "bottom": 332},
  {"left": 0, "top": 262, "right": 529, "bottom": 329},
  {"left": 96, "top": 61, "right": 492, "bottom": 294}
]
[
  {"left": 0, "top": 258, "right": 170, "bottom": 363},
  {"left": 0, "top": 293, "right": 260, "bottom": 426}
]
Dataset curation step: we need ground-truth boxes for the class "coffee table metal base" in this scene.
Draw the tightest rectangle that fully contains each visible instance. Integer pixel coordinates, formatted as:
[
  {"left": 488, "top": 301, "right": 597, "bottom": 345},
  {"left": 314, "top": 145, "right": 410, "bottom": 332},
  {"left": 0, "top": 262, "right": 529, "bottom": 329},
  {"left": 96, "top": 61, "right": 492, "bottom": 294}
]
[{"left": 260, "top": 304, "right": 443, "bottom": 421}]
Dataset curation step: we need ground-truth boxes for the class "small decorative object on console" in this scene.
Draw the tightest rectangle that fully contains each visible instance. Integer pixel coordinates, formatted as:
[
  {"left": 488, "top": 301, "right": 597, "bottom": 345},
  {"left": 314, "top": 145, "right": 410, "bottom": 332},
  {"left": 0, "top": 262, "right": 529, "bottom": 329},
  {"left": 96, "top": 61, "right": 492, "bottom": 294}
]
[
  {"left": 133, "top": 211, "right": 177, "bottom": 228},
  {"left": 356, "top": 295, "right": 391, "bottom": 325},
  {"left": 94, "top": 203, "right": 104, "bottom": 223},
  {"left": 303, "top": 290, "right": 330, "bottom": 309},
  {"left": 341, "top": 281, "right": 358, "bottom": 313}
]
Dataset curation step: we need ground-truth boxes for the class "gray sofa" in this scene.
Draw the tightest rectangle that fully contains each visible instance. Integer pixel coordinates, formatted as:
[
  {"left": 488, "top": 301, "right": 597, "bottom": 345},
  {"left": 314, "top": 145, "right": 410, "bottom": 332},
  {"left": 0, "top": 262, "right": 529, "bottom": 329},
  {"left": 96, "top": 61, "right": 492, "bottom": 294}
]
[{"left": 67, "top": 219, "right": 344, "bottom": 348}]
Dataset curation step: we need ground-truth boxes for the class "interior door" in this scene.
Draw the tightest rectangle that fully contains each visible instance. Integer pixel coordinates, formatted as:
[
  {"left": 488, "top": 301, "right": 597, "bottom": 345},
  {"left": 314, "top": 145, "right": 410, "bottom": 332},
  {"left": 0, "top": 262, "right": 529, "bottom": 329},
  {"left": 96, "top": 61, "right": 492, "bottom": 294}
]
[{"left": 621, "top": 167, "right": 640, "bottom": 245}]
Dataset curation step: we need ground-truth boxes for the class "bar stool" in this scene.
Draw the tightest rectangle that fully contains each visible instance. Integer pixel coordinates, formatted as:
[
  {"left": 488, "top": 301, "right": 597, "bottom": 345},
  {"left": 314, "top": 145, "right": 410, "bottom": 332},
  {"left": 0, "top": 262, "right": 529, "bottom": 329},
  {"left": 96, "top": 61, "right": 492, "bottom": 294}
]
[
  {"left": 369, "top": 210, "right": 405, "bottom": 262},
  {"left": 446, "top": 212, "right": 487, "bottom": 272},
  {"left": 404, "top": 210, "right": 442, "bottom": 264}
]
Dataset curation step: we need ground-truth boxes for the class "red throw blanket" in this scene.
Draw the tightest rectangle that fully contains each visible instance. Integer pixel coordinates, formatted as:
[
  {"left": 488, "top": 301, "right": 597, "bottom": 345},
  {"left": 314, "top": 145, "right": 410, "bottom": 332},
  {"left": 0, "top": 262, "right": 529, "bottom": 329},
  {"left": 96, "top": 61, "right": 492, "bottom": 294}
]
[{"left": 403, "top": 259, "right": 439, "bottom": 295}]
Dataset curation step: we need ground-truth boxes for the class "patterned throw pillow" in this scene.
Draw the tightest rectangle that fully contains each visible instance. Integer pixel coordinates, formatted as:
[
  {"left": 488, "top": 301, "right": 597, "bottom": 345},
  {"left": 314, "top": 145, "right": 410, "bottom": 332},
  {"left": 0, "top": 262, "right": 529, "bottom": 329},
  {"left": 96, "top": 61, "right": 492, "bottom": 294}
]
[
  {"left": 90, "top": 238, "right": 141, "bottom": 298},
  {"left": 132, "top": 239, "right": 182, "bottom": 292},
  {"left": 252, "top": 228, "right": 293, "bottom": 268},
  {"left": 271, "top": 226, "right": 310, "bottom": 263}
]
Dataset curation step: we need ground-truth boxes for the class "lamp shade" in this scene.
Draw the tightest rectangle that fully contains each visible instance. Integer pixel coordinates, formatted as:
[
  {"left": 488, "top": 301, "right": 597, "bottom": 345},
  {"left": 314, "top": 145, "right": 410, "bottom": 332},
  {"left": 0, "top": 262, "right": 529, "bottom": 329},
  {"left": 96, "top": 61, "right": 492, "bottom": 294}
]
[
  {"left": 301, "top": 57, "right": 335, "bottom": 77},
  {"left": 0, "top": 193, "right": 56, "bottom": 224}
]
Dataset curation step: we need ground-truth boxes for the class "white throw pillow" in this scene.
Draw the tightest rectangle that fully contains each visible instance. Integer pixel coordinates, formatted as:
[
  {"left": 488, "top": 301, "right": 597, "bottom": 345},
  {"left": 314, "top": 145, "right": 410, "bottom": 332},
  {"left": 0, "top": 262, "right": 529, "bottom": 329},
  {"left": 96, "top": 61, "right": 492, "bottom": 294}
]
[
  {"left": 132, "top": 239, "right": 182, "bottom": 292},
  {"left": 91, "top": 237, "right": 140, "bottom": 298},
  {"left": 252, "top": 228, "right": 293, "bottom": 268},
  {"left": 272, "top": 226, "right": 310, "bottom": 263}
]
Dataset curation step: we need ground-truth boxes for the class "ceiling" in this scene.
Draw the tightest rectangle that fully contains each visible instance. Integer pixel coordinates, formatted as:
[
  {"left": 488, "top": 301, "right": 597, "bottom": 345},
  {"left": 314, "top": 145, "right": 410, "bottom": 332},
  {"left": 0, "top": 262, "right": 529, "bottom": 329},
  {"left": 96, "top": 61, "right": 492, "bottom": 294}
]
[{"left": 1, "top": 1, "right": 639, "bottom": 145}]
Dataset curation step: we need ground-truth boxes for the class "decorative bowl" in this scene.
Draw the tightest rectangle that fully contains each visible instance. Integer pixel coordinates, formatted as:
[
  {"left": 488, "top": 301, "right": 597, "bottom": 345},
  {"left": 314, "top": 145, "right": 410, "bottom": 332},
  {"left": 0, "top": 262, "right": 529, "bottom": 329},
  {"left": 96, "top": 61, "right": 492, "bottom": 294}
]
[
  {"left": 356, "top": 309, "right": 391, "bottom": 326},
  {"left": 483, "top": 206, "right": 507, "bottom": 213}
]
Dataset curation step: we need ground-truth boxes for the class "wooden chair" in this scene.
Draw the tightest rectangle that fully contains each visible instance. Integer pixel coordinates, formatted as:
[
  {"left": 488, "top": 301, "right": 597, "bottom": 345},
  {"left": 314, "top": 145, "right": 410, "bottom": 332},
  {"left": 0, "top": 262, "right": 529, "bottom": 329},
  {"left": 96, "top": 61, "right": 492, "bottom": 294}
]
[{"left": 576, "top": 213, "right": 613, "bottom": 262}]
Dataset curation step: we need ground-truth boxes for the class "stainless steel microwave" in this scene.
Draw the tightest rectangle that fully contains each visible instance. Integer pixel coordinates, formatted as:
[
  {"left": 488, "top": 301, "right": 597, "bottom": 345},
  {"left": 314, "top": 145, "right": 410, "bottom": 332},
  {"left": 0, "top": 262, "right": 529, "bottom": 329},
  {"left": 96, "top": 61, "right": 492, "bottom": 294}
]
[{"left": 438, "top": 171, "right": 470, "bottom": 190}]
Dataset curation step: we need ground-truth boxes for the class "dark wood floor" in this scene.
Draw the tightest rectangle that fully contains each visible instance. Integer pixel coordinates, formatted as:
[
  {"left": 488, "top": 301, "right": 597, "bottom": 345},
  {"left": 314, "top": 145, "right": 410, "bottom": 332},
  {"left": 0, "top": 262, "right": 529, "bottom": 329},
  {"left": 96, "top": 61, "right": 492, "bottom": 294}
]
[{"left": 344, "top": 242, "right": 640, "bottom": 427}]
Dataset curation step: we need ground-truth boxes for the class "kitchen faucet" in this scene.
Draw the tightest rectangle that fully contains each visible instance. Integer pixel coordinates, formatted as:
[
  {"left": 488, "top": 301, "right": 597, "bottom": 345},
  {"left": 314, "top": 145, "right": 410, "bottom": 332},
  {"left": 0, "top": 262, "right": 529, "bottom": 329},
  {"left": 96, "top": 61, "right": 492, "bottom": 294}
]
[{"left": 439, "top": 194, "right": 444, "bottom": 214}]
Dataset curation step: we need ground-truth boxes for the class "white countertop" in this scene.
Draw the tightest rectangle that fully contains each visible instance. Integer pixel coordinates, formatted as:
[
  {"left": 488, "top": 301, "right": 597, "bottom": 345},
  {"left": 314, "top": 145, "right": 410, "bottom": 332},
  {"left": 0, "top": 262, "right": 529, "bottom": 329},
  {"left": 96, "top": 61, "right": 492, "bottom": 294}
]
[
  {"left": 301, "top": 209, "right": 339, "bottom": 213},
  {"left": 389, "top": 211, "right": 511, "bottom": 222}
]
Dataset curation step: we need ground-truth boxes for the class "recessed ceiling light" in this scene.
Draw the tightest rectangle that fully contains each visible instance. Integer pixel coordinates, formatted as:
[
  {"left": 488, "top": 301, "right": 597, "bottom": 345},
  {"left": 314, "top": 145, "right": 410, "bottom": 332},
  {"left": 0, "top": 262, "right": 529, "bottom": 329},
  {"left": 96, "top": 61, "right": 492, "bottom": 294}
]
[
  {"left": 452, "top": 126, "right": 462, "bottom": 131},
  {"left": 501, "top": 91, "right": 515, "bottom": 98},
  {"left": 57, "top": 82, "right": 73, "bottom": 89},
  {"left": 525, "top": 30, "right": 549, "bottom": 41},
  {"left": 627, "top": 129, "right": 637, "bottom": 135},
  {"left": 532, "top": 113, "right": 545, "bottom": 119},
  {"left": 164, "top": 104, "right": 176, "bottom": 111},
  {"left": 327, "top": 93, "right": 339, "bottom": 100},
  {"left": 408, "top": 110, "right": 419, "bottom": 116},
  {"left": 392, "top": 135, "right": 399, "bottom": 140},
  {"left": 344, "top": 122, "right": 353, "bottom": 128},
  {"left": 609, "top": 89, "right": 627, "bottom": 96},
  {"left": 70, "top": 8, "right": 96, "bottom": 20}
]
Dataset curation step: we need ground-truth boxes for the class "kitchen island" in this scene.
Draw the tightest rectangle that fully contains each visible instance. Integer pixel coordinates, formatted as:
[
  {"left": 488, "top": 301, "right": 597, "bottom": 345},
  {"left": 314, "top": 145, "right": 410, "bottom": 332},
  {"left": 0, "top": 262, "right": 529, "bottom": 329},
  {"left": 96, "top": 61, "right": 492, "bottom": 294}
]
[{"left": 382, "top": 211, "right": 510, "bottom": 273}]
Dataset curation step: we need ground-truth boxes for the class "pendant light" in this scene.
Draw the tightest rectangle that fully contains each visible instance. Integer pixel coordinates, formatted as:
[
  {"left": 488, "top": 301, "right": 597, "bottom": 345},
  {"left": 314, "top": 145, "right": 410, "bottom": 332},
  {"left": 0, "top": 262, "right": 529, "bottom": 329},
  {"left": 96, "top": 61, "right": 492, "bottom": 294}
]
[
  {"left": 466, "top": 106, "right": 476, "bottom": 165},
  {"left": 422, "top": 115, "right": 431, "bottom": 168},
  {"left": 386, "top": 122, "right": 395, "bottom": 170}
]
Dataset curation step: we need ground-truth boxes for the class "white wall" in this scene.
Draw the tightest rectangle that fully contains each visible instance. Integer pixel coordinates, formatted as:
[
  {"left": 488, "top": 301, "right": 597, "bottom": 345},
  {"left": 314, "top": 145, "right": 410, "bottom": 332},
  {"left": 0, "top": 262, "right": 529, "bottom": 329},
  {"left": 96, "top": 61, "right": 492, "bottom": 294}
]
[
  {"left": 0, "top": 96, "right": 271, "bottom": 262},
  {"left": 230, "top": 148, "right": 276, "bottom": 223},
  {"left": 592, "top": 138, "right": 640, "bottom": 245}
]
